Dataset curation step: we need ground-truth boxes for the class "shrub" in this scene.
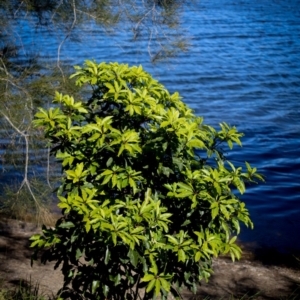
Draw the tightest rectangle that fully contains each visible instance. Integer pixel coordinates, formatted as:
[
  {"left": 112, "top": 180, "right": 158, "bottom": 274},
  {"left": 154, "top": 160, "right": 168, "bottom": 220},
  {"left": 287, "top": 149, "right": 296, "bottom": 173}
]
[{"left": 30, "top": 61, "right": 263, "bottom": 299}]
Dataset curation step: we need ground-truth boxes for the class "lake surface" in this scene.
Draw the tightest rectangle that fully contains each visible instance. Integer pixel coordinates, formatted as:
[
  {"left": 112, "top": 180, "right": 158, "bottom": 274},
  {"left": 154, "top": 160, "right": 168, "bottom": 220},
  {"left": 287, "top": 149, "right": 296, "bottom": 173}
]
[{"left": 3, "top": 0, "right": 300, "bottom": 252}]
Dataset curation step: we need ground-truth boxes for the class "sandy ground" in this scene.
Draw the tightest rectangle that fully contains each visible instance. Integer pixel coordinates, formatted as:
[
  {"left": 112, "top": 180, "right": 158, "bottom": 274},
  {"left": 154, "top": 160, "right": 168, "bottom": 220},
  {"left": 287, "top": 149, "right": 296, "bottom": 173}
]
[{"left": 1, "top": 218, "right": 300, "bottom": 299}]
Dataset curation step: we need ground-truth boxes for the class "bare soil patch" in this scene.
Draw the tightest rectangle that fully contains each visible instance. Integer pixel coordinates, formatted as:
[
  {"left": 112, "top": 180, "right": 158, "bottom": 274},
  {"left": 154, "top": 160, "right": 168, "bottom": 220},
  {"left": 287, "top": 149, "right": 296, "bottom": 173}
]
[{"left": 1, "top": 218, "right": 300, "bottom": 299}]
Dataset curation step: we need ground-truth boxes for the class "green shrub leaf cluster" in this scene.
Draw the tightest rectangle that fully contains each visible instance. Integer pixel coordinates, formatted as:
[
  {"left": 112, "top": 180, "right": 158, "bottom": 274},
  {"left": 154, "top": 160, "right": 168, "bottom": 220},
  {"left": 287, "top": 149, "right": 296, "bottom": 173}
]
[{"left": 30, "top": 61, "right": 263, "bottom": 299}]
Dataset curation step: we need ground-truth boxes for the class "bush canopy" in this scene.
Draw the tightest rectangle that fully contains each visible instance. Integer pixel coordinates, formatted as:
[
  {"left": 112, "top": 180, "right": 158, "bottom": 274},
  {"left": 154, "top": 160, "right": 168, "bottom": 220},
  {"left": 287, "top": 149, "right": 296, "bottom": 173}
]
[{"left": 31, "top": 61, "right": 263, "bottom": 299}]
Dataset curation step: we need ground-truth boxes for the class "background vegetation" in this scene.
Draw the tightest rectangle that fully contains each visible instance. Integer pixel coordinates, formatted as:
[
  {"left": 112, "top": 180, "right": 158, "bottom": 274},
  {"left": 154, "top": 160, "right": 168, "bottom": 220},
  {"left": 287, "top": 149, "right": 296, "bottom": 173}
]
[{"left": 0, "top": 0, "right": 191, "bottom": 222}]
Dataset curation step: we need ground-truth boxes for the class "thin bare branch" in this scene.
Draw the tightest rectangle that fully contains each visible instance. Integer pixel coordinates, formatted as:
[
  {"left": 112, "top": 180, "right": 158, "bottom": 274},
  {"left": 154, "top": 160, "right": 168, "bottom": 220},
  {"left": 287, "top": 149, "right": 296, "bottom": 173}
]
[
  {"left": 14, "top": 1, "right": 25, "bottom": 18},
  {"left": 57, "top": 0, "right": 77, "bottom": 80},
  {"left": 133, "top": 4, "right": 156, "bottom": 40},
  {"left": 46, "top": 146, "right": 52, "bottom": 189},
  {"left": 51, "top": 0, "right": 64, "bottom": 22},
  {"left": 0, "top": 111, "right": 41, "bottom": 212}
]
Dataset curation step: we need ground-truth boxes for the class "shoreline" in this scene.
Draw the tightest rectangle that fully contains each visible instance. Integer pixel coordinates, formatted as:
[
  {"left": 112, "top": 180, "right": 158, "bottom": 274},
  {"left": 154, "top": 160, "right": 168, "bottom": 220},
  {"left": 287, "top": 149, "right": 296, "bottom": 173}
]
[
  {"left": 1, "top": 216, "right": 299, "bottom": 269},
  {"left": 1, "top": 217, "right": 300, "bottom": 299}
]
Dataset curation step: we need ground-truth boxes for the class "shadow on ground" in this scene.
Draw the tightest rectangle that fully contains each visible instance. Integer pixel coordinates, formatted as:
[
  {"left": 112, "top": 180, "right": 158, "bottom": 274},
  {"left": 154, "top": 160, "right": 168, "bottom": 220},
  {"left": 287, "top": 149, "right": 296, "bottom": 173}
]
[{"left": 1, "top": 218, "right": 300, "bottom": 299}]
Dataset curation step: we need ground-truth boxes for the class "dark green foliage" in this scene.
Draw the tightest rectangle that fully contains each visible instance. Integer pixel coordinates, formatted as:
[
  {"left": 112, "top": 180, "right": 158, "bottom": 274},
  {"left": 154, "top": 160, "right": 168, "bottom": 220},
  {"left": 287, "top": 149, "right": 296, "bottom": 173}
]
[{"left": 30, "top": 61, "right": 263, "bottom": 299}]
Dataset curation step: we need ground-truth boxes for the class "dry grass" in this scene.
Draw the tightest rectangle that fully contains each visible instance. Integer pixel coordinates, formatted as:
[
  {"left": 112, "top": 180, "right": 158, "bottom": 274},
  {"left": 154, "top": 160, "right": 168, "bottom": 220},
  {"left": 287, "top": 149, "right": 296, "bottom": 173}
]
[
  {"left": 0, "top": 179, "right": 59, "bottom": 227},
  {"left": 0, "top": 278, "right": 55, "bottom": 300}
]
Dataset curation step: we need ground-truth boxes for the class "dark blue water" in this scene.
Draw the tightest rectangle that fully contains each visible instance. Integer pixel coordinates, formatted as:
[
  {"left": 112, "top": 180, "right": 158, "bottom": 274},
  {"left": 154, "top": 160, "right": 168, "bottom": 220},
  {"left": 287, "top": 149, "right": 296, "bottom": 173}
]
[{"left": 4, "top": 0, "right": 300, "bottom": 252}]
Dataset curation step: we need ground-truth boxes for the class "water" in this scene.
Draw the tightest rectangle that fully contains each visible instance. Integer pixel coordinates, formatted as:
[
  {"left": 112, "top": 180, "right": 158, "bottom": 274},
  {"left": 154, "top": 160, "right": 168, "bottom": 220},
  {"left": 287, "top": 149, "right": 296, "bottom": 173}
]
[{"left": 3, "top": 0, "right": 300, "bottom": 252}]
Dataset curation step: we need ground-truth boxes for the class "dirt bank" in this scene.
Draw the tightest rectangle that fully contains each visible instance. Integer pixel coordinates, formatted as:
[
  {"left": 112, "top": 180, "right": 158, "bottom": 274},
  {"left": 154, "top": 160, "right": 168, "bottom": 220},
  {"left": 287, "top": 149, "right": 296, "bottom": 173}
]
[{"left": 1, "top": 218, "right": 299, "bottom": 299}]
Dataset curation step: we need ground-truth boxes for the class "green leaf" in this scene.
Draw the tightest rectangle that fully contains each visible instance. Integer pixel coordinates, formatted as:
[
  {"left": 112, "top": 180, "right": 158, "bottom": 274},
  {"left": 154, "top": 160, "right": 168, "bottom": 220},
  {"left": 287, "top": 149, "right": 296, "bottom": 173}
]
[
  {"left": 155, "top": 278, "right": 161, "bottom": 296},
  {"left": 166, "top": 235, "right": 178, "bottom": 245},
  {"left": 160, "top": 277, "right": 171, "bottom": 292},
  {"left": 128, "top": 249, "right": 139, "bottom": 268},
  {"left": 106, "top": 157, "right": 113, "bottom": 167},
  {"left": 149, "top": 255, "right": 158, "bottom": 275},
  {"left": 29, "top": 234, "right": 41, "bottom": 241},
  {"left": 104, "top": 247, "right": 111, "bottom": 265},
  {"left": 146, "top": 279, "right": 156, "bottom": 293},
  {"left": 102, "top": 285, "right": 109, "bottom": 297},
  {"left": 85, "top": 222, "right": 91, "bottom": 233},
  {"left": 109, "top": 273, "right": 121, "bottom": 286},
  {"left": 76, "top": 248, "right": 83, "bottom": 260},
  {"left": 178, "top": 249, "right": 186, "bottom": 262},
  {"left": 59, "top": 222, "right": 75, "bottom": 229},
  {"left": 141, "top": 274, "right": 155, "bottom": 282},
  {"left": 210, "top": 202, "right": 219, "bottom": 219},
  {"left": 195, "top": 251, "right": 201, "bottom": 262},
  {"left": 92, "top": 280, "right": 100, "bottom": 294}
]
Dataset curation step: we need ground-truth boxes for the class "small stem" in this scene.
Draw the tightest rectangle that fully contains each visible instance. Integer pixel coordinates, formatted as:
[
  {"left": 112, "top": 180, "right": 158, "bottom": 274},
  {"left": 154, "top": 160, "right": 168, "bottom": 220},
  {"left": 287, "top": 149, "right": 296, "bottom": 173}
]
[
  {"left": 46, "top": 145, "right": 52, "bottom": 189},
  {"left": 133, "top": 274, "right": 141, "bottom": 300}
]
